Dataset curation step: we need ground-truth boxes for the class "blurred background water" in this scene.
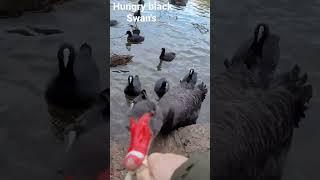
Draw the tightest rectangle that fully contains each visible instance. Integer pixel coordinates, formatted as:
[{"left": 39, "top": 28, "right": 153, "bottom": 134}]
[
  {"left": 213, "top": 0, "right": 320, "bottom": 179},
  {"left": 110, "top": 0, "right": 210, "bottom": 140},
  {"left": 0, "top": 0, "right": 107, "bottom": 179}
]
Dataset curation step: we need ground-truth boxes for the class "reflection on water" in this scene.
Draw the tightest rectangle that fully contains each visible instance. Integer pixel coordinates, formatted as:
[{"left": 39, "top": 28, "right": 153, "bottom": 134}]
[{"left": 110, "top": 0, "right": 210, "bottom": 140}]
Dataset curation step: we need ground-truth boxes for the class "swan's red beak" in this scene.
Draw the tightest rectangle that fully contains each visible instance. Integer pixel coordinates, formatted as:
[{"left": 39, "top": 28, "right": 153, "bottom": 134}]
[{"left": 123, "top": 112, "right": 153, "bottom": 171}]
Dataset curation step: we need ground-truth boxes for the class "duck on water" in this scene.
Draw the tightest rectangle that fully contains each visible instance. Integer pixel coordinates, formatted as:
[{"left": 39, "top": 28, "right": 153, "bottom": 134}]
[
  {"left": 110, "top": 54, "right": 133, "bottom": 67},
  {"left": 123, "top": 69, "right": 207, "bottom": 171}
]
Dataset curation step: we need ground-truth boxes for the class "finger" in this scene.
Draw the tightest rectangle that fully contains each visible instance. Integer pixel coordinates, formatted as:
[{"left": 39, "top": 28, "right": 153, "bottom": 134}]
[{"left": 136, "top": 158, "right": 153, "bottom": 180}]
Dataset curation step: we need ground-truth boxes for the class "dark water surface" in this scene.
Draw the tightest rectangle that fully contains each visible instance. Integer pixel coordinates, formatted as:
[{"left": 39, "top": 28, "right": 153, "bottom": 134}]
[
  {"left": 110, "top": 0, "right": 210, "bottom": 140},
  {"left": 0, "top": 0, "right": 107, "bottom": 179},
  {"left": 214, "top": 1, "right": 320, "bottom": 179}
]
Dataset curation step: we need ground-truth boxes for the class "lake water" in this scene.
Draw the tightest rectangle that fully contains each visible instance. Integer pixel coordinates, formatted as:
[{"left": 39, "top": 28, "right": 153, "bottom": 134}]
[{"left": 110, "top": 0, "right": 211, "bottom": 140}]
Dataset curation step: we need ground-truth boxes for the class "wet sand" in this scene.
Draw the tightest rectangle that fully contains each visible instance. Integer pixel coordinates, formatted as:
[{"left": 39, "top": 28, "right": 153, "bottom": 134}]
[
  {"left": 0, "top": 0, "right": 107, "bottom": 179},
  {"left": 213, "top": 1, "right": 320, "bottom": 179}
]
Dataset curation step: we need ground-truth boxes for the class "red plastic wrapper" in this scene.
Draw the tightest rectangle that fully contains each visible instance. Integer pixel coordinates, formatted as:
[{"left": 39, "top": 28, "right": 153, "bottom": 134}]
[{"left": 123, "top": 112, "right": 153, "bottom": 171}]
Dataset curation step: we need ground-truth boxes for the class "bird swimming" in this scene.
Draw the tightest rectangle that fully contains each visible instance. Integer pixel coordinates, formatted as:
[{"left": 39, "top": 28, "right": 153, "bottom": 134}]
[
  {"left": 126, "top": 31, "right": 144, "bottom": 43},
  {"left": 110, "top": 54, "right": 134, "bottom": 67},
  {"left": 132, "top": 28, "right": 140, "bottom": 35},
  {"left": 129, "top": 24, "right": 141, "bottom": 35},
  {"left": 159, "top": 48, "right": 176, "bottom": 62},
  {"left": 169, "top": 0, "right": 188, "bottom": 6},
  {"left": 124, "top": 75, "right": 142, "bottom": 98},
  {"left": 45, "top": 42, "right": 101, "bottom": 143},
  {"left": 138, "top": 0, "right": 145, "bottom": 5},
  {"left": 45, "top": 43, "right": 78, "bottom": 108},
  {"left": 110, "top": 20, "right": 119, "bottom": 26},
  {"left": 133, "top": 9, "right": 141, "bottom": 18},
  {"left": 180, "top": 68, "right": 197, "bottom": 89},
  {"left": 154, "top": 78, "right": 169, "bottom": 100},
  {"left": 73, "top": 43, "right": 100, "bottom": 106}
]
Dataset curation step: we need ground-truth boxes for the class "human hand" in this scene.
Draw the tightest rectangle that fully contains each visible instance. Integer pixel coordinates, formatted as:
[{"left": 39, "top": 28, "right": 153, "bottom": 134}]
[{"left": 136, "top": 153, "right": 188, "bottom": 180}]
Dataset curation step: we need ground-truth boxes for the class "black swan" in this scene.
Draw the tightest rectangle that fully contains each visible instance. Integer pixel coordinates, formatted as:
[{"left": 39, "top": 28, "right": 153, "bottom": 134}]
[
  {"left": 212, "top": 23, "right": 312, "bottom": 180},
  {"left": 154, "top": 78, "right": 169, "bottom": 100},
  {"left": 159, "top": 48, "right": 176, "bottom": 61},
  {"left": 126, "top": 31, "right": 144, "bottom": 43},
  {"left": 123, "top": 69, "right": 207, "bottom": 170},
  {"left": 124, "top": 75, "right": 142, "bottom": 97}
]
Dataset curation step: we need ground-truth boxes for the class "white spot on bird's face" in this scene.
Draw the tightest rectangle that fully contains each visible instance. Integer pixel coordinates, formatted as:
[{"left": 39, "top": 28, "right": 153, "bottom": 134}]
[
  {"left": 129, "top": 103, "right": 134, "bottom": 110},
  {"left": 63, "top": 49, "right": 70, "bottom": 66}
]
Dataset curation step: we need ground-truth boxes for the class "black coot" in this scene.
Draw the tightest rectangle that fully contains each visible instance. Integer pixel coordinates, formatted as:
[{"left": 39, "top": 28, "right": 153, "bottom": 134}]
[
  {"left": 45, "top": 43, "right": 78, "bottom": 108},
  {"left": 154, "top": 78, "right": 169, "bottom": 99},
  {"left": 126, "top": 31, "right": 144, "bottom": 43},
  {"left": 138, "top": 0, "right": 144, "bottom": 5},
  {"left": 180, "top": 69, "right": 197, "bottom": 89},
  {"left": 73, "top": 43, "right": 100, "bottom": 106},
  {"left": 110, "top": 20, "right": 119, "bottom": 26},
  {"left": 133, "top": 9, "right": 141, "bottom": 18},
  {"left": 124, "top": 75, "right": 142, "bottom": 97}
]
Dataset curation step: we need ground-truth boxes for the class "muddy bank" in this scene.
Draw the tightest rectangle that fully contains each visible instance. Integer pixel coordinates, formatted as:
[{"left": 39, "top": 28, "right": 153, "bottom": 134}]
[{"left": 110, "top": 123, "right": 210, "bottom": 180}]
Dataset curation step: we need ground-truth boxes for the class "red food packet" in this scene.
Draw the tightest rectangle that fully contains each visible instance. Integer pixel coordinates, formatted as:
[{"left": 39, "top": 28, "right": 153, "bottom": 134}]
[{"left": 123, "top": 112, "right": 153, "bottom": 171}]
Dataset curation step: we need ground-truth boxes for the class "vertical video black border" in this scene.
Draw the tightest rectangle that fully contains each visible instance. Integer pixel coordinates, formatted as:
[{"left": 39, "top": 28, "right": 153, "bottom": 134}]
[
  {"left": 210, "top": 0, "right": 214, "bottom": 179},
  {"left": 106, "top": 0, "right": 111, "bottom": 175}
]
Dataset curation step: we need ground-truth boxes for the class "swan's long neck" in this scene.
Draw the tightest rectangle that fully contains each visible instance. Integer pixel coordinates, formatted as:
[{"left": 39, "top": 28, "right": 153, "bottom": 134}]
[{"left": 160, "top": 49, "right": 165, "bottom": 57}]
